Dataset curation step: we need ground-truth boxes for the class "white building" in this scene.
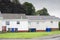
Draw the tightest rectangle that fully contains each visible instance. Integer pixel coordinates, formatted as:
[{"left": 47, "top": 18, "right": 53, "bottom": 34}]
[
  {"left": 0, "top": 13, "right": 60, "bottom": 32},
  {"left": 27, "top": 16, "right": 60, "bottom": 32}
]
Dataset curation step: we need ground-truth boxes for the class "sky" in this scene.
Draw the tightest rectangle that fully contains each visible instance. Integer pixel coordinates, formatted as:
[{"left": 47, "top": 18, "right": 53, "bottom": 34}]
[{"left": 19, "top": 0, "right": 60, "bottom": 18}]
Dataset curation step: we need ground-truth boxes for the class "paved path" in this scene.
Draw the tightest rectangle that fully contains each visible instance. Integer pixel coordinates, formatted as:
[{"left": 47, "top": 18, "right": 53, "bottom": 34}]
[{"left": 0, "top": 34, "right": 60, "bottom": 40}]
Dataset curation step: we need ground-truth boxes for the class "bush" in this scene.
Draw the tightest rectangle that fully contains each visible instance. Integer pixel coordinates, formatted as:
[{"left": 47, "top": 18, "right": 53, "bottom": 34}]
[{"left": 59, "top": 22, "right": 60, "bottom": 30}]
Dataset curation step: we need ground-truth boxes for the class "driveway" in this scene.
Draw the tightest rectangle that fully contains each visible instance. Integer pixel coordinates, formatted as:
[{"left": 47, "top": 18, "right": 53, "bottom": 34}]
[{"left": 0, "top": 34, "right": 60, "bottom": 40}]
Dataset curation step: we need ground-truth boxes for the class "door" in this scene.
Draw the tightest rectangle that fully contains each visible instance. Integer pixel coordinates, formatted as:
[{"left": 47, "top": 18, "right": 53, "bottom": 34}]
[
  {"left": 15, "top": 28, "right": 18, "bottom": 32},
  {"left": 2, "top": 26, "right": 6, "bottom": 32},
  {"left": 8, "top": 28, "right": 11, "bottom": 32},
  {"left": 29, "top": 28, "right": 36, "bottom": 32}
]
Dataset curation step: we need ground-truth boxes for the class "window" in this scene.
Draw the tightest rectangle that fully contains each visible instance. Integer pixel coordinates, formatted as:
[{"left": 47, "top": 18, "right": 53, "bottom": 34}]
[
  {"left": 51, "top": 21, "right": 53, "bottom": 23},
  {"left": 17, "top": 21, "right": 20, "bottom": 24},
  {"left": 28, "top": 21, "right": 31, "bottom": 24},
  {"left": 6, "top": 21, "right": 10, "bottom": 25}
]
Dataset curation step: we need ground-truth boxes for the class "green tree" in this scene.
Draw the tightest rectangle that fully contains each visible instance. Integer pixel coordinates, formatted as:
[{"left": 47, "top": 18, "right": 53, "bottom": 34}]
[
  {"left": 0, "top": 0, "right": 26, "bottom": 13},
  {"left": 23, "top": 2, "right": 35, "bottom": 15},
  {"left": 36, "top": 8, "right": 50, "bottom": 16},
  {"left": 59, "top": 22, "right": 60, "bottom": 30}
]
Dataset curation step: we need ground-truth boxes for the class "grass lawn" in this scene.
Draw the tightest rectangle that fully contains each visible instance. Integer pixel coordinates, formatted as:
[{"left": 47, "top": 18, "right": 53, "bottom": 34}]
[{"left": 0, "top": 31, "right": 60, "bottom": 38}]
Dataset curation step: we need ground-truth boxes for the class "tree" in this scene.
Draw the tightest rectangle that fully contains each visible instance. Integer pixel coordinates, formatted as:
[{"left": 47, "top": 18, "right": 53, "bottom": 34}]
[
  {"left": 23, "top": 2, "right": 35, "bottom": 15},
  {"left": 0, "top": 0, "right": 10, "bottom": 3},
  {"left": 36, "top": 8, "right": 50, "bottom": 16},
  {"left": 59, "top": 22, "right": 60, "bottom": 30},
  {"left": 0, "top": 0, "right": 26, "bottom": 13}
]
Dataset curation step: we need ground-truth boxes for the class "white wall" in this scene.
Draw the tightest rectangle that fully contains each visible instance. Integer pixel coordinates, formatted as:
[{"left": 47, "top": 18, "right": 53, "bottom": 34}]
[
  {"left": 1, "top": 19, "right": 59, "bottom": 31},
  {"left": 40, "top": 20, "right": 59, "bottom": 30},
  {"left": 18, "top": 20, "right": 28, "bottom": 31},
  {"left": 2, "top": 19, "right": 28, "bottom": 31},
  {"left": 28, "top": 22, "right": 37, "bottom": 28},
  {"left": 0, "top": 20, "right": 2, "bottom": 31},
  {"left": 28, "top": 20, "right": 59, "bottom": 30}
]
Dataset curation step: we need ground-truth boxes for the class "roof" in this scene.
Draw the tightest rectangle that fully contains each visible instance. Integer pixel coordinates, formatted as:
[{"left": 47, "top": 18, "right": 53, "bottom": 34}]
[
  {"left": 26, "top": 16, "right": 60, "bottom": 20},
  {"left": 0, "top": 12, "right": 60, "bottom": 20},
  {"left": 2, "top": 14, "right": 27, "bottom": 19}
]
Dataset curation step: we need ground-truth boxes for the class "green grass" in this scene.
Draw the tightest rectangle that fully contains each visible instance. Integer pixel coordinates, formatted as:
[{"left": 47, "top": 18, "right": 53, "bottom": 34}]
[{"left": 0, "top": 31, "right": 60, "bottom": 38}]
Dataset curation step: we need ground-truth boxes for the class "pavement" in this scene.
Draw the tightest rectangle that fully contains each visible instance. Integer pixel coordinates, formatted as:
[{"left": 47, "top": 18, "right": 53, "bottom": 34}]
[{"left": 0, "top": 34, "right": 60, "bottom": 40}]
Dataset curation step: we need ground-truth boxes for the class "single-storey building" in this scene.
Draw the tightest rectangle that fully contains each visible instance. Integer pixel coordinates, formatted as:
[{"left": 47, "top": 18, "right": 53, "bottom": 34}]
[{"left": 0, "top": 12, "right": 60, "bottom": 32}]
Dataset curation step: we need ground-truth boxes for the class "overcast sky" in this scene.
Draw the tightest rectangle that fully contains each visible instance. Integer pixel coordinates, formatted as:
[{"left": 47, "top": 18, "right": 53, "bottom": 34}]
[{"left": 19, "top": 0, "right": 60, "bottom": 18}]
